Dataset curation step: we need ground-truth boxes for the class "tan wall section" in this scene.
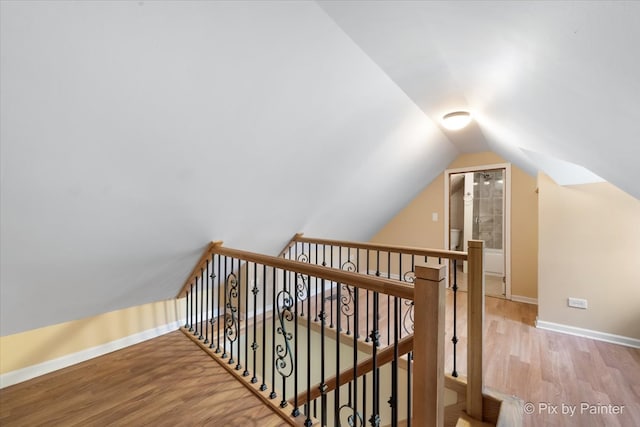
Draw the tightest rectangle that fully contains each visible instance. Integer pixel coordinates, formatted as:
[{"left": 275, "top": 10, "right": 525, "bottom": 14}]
[
  {"left": 0, "top": 299, "right": 185, "bottom": 374},
  {"left": 371, "top": 173, "right": 446, "bottom": 249},
  {"left": 371, "top": 151, "right": 539, "bottom": 299},
  {"left": 537, "top": 173, "right": 640, "bottom": 339}
]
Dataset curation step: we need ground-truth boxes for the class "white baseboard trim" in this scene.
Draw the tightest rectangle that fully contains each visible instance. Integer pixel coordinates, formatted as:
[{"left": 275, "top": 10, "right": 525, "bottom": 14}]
[
  {"left": 510, "top": 295, "right": 538, "bottom": 305},
  {"left": 0, "top": 319, "right": 185, "bottom": 389},
  {"left": 535, "top": 319, "right": 640, "bottom": 349}
]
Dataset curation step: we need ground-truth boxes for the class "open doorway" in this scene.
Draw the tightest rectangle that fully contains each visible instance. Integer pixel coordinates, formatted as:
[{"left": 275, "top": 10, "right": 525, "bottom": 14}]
[{"left": 444, "top": 164, "right": 512, "bottom": 299}]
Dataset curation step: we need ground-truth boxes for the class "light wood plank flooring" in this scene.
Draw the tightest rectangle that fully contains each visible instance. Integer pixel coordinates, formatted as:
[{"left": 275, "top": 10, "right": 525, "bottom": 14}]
[
  {"left": 0, "top": 331, "right": 285, "bottom": 426},
  {"left": 1, "top": 294, "right": 638, "bottom": 426},
  {"left": 307, "top": 287, "right": 640, "bottom": 426}
]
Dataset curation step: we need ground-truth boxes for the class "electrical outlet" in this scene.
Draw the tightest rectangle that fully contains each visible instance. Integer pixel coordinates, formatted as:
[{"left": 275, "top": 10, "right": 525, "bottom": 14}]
[
  {"left": 432, "top": 212, "right": 438, "bottom": 222},
  {"left": 567, "top": 297, "right": 588, "bottom": 309}
]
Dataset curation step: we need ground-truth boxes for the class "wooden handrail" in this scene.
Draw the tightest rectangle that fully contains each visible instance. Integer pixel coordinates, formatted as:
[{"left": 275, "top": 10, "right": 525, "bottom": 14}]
[
  {"left": 176, "top": 241, "right": 223, "bottom": 298},
  {"left": 176, "top": 241, "right": 414, "bottom": 300},
  {"left": 292, "top": 235, "right": 468, "bottom": 261},
  {"left": 212, "top": 245, "right": 414, "bottom": 300},
  {"left": 292, "top": 335, "right": 414, "bottom": 404},
  {"left": 277, "top": 232, "right": 304, "bottom": 258}
]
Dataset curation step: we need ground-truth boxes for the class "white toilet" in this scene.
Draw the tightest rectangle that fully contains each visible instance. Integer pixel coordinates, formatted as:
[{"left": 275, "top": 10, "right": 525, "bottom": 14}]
[{"left": 450, "top": 228, "right": 461, "bottom": 251}]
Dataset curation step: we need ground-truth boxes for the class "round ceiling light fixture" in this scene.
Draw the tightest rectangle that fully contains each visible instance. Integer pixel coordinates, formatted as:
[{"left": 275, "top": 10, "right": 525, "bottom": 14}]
[{"left": 441, "top": 111, "right": 472, "bottom": 130}]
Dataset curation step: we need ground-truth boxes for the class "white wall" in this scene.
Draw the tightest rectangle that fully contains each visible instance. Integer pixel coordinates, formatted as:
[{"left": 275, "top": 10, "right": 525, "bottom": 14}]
[{"left": 0, "top": 1, "right": 458, "bottom": 336}]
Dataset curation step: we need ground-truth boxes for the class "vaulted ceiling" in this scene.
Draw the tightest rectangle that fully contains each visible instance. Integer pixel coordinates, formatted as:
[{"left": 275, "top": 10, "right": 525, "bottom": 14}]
[{"left": 1, "top": 1, "right": 638, "bottom": 336}]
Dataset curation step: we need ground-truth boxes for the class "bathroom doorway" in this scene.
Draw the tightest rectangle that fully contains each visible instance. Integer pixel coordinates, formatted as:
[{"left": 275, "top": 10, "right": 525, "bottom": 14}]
[{"left": 444, "top": 164, "right": 511, "bottom": 299}]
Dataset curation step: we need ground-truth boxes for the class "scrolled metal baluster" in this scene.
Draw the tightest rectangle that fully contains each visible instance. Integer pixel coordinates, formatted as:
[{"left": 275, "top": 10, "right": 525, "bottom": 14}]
[
  {"left": 225, "top": 272, "right": 239, "bottom": 364},
  {"left": 402, "top": 270, "right": 416, "bottom": 335},
  {"left": 296, "top": 273, "right": 309, "bottom": 316},
  {"left": 295, "top": 255, "right": 309, "bottom": 318},
  {"left": 339, "top": 404, "right": 364, "bottom": 427},
  {"left": 275, "top": 271, "right": 294, "bottom": 409},
  {"left": 340, "top": 286, "right": 356, "bottom": 336},
  {"left": 342, "top": 259, "right": 356, "bottom": 273},
  {"left": 340, "top": 260, "right": 357, "bottom": 335}
]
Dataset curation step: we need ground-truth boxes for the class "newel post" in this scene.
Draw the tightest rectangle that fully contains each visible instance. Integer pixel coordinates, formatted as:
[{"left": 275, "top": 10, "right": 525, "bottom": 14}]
[
  {"left": 467, "top": 240, "right": 485, "bottom": 420},
  {"left": 413, "top": 263, "right": 446, "bottom": 427}
]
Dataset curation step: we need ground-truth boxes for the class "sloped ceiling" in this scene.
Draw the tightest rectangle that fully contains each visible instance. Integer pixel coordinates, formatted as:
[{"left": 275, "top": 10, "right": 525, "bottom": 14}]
[
  {"left": 318, "top": 1, "right": 640, "bottom": 196},
  {"left": 1, "top": 1, "right": 638, "bottom": 336},
  {"left": 0, "top": 1, "right": 456, "bottom": 335}
]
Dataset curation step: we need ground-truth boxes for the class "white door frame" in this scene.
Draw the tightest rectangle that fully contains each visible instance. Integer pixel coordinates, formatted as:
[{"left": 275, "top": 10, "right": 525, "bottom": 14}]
[{"left": 444, "top": 163, "right": 512, "bottom": 300}]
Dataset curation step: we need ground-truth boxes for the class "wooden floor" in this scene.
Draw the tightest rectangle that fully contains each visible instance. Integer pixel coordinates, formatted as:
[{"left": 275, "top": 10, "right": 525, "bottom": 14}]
[
  {"left": 1, "top": 295, "right": 639, "bottom": 427},
  {"left": 480, "top": 296, "right": 640, "bottom": 427},
  {"left": 310, "top": 287, "right": 640, "bottom": 426},
  {"left": 0, "top": 331, "right": 285, "bottom": 427}
]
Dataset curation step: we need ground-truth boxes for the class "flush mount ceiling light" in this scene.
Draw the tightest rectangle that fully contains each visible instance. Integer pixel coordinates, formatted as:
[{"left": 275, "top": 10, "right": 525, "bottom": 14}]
[{"left": 442, "top": 111, "right": 472, "bottom": 130}]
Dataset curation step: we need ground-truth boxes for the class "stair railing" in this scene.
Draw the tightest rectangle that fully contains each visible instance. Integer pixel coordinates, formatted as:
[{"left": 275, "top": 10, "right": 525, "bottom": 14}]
[
  {"left": 279, "top": 234, "right": 487, "bottom": 423},
  {"left": 177, "top": 241, "right": 449, "bottom": 426}
]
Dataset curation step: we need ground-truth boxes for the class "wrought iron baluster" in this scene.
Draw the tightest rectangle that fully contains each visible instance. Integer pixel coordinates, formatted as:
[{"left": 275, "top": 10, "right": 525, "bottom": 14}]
[
  {"left": 334, "top": 280, "right": 342, "bottom": 427},
  {"left": 369, "top": 291, "right": 380, "bottom": 427},
  {"left": 356, "top": 249, "right": 361, "bottom": 339},
  {"left": 193, "top": 276, "right": 199, "bottom": 337},
  {"left": 250, "top": 263, "right": 258, "bottom": 383},
  {"left": 353, "top": 283, "right": 360, "bottom": 426},
  {"left": 204, "top": 262, "right": 209, "bottom": 344},
  {"left": 243, "top": 262, "right": 250, "bottom": 377},
  {"left": 304, "top": 273, "right": 312, "bottom": 427},
  {"left": 407, "top": 352, "right": 412, "bottom": 427},
  {"left": 293, "top": 269, "right": 300, "bottom": 417},
  {"left": 222, "top": 256, "right": 229, "bottom": 359},
  {"left": 330, "top": 246, "right": 334, "bottom": 328},
  {"left": 402, "top": 268, "right": 416, "bottom": 338},
  {"left": 209, "top": 254, "right": 216, "bottom": 349},
  {"left": 363, "top": 373, "right": 367, "bottom": 426},
  {"left": 225, "top": 269, "right": 239, "bottom": 366},
  {"left": 320, "top": 277, "right": 328, "bottom": 426},
  {"left": 276, "top": 269, "right": 294, "bottom": 409},
  {"left": 365, "top": 249, "right": 370, "bottom": 343},
  {"left": 199, "top": 268, "right": 204, "bottom": 340},
  {"left": 341, "top": 255, "right": 356, "bottom": 336},
  {"left": 270, "top": 267, "right": 277, "bottom": 400},
  {"left": 452, "top": 258, "right": 459, "bottom": 377},
  {"left": 399, "top": 253, "right": 402, "bottom": 340},
  {"left": 387, "top": 252, "right": 391, "bottom": 346},
  {"left": 215, "top": 255, "right": 222, "bottom": 353},
  {"left": 390, "top": 296, "right": 399, "bottom": 427},
  {"left": 186, "top": 283, "right": 193, "bottom": 331},
  {"left": 260, "top": 264, "right": 268, "bottom": 391},
  {"left": 235, "top": 259, "right": 242, "bottom": 371}
]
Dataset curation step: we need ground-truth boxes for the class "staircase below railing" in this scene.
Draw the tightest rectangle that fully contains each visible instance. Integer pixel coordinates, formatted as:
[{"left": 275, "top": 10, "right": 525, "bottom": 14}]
[{"left": 176, "top": 237, "right": 520, "bottom": 427}]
